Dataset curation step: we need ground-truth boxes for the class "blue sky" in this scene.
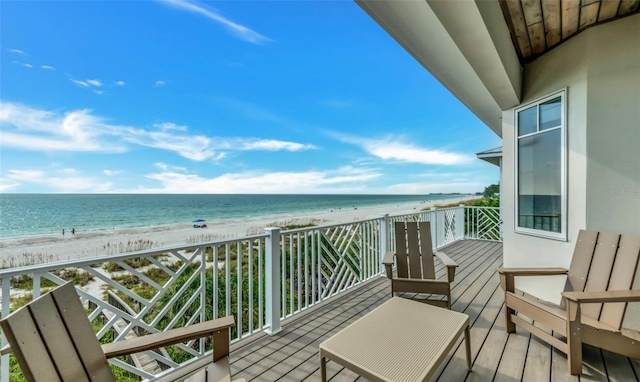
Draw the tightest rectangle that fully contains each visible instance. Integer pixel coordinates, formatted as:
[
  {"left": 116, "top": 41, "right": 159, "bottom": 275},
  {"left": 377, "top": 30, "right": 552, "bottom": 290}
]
[{"left": 0, "top": 0, "right": 500, "bottom": 194}]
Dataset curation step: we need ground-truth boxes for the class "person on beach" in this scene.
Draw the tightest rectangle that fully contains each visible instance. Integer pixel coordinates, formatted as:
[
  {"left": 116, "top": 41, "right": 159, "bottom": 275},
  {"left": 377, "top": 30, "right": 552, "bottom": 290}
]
[
  {"left": 62, "top": 228, "right": 65, "bottom": 236},
  {"left": 71, "top": 228, "right": 75, "bottom": 235}
]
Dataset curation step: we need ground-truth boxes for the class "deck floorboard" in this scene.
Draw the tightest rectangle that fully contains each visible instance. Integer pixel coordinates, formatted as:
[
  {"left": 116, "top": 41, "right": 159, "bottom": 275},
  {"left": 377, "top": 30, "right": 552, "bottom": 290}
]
[{"left": 228, "top": 240, "right": 640, "bottom": 381}]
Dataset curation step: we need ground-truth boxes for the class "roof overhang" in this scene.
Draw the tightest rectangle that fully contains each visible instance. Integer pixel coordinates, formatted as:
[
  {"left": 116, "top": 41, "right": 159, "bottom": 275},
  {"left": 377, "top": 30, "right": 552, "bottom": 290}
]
[
  {"left": 476, "top": 146, "right": 502, "bottom": 167},
  {"left": 356, "top": 0, "right": 523, "bottom": 137}
]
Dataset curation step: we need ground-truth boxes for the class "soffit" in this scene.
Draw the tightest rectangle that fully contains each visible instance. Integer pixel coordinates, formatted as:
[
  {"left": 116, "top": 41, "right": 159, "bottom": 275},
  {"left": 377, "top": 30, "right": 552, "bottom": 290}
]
[
  {"left": 501, "top": 0, "right": 640, "bottom": 64},
  {"left": 356, "top": 0, "right": 516, "bottom": 136}
]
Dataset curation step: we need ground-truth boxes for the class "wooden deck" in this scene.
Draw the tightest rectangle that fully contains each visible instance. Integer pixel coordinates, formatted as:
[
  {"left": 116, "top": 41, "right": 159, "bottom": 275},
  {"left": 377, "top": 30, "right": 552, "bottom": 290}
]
[{"left": 227, "top": 240, "right": 640, "bottom": 381}]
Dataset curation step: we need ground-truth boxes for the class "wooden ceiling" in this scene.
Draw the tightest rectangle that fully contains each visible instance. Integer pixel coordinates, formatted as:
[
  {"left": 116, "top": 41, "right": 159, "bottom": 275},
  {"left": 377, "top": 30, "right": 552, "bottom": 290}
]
[{"left": 499, "top": 0, "right": 640, "bottom": 64}]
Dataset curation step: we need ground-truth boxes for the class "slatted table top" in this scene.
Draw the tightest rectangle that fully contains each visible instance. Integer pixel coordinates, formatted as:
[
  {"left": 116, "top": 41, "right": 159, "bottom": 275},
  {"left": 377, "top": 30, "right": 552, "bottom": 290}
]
[{"left": 319, "top": 297, "right": 470, "bottom": 382}]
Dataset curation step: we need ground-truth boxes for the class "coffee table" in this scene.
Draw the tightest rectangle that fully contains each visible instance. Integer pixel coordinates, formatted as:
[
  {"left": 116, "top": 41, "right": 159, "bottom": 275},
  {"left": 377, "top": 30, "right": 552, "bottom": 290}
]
[{"left": 319, "top": 297, "right": 471, "bottom": 381}]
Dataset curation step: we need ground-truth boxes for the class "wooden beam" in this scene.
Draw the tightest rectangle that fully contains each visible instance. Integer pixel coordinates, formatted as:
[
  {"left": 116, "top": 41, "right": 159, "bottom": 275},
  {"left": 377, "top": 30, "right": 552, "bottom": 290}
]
[
  {"left": 506, "top": 0, "right": 534, "bottom": 58},
  {"left": 598, "top": 0, "right": 621, "bottom": 21},
  {"left": 580, "top": 1, "right": 601, "bottom": 28},
  {"left": 561, "top": 0, "right": 581, "bottom": 38},
  {"left": 522, "top": 0, "right": 547, "bottom": 54},
  {"left": 619, "top": 0, "right": 640, "bottom": 14},
  {"left": 542, "top": 0, "right": 562, "bottom": 47}
]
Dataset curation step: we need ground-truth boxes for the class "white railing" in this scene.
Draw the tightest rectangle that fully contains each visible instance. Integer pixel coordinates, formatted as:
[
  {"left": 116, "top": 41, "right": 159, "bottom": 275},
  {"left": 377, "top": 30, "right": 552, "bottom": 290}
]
[
  {"left": 464, "top": 206, "right": 502, "bottom": 241},
  {"left": 0, "top": 205, "right": 494, "bottom": 381}
]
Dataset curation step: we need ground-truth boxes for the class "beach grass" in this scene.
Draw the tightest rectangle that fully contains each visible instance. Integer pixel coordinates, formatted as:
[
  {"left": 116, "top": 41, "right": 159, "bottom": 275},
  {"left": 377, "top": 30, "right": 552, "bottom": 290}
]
[{"left": 0, "top": 252, "right": 60, "bottom": 269}]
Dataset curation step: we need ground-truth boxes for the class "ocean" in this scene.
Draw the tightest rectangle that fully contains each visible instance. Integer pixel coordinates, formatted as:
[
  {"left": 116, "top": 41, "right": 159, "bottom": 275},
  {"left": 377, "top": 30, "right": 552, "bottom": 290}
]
[{"left": 0, "top": 194, "right": 467, "bottom": 240}]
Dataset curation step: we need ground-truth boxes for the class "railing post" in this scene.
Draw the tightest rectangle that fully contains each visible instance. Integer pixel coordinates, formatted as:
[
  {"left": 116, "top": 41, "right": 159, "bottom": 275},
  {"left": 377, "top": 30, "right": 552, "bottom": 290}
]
[
  {"left": 456, "top": 205, "right": 465, "bottom": 240},
  {"left": 33, "top": 273, "right": 41, "bottom": 299},
  {"left": 1, "top": 278, "right": 10, "bottom": 382},
  {"left": 264, "top": 227, "right": 282, "bottom": 335},
  {"left": 379, "top": 214, "right": 389, "bottom": 265},
  {"left": 431, "top": 207, "right": 439, "bottom": 250},
  {"left": 199, "top": 246, "right": 206, "bottom": 351}
]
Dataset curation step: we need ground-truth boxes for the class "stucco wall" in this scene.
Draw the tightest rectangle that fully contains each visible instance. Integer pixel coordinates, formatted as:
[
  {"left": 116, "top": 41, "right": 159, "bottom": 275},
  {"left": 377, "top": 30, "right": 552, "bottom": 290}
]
[
  {"left": 585, "top": 16, "right": 640, "bottom": 236},
  {"left": 501, "top": 14, "right": 640, "bottom": 302}
]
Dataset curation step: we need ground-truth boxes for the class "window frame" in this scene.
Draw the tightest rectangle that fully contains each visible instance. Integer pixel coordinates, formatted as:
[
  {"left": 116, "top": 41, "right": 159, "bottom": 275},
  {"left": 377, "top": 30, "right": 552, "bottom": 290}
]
[{"left": 514, "top": 88, "right": 567, "bottom": 241}]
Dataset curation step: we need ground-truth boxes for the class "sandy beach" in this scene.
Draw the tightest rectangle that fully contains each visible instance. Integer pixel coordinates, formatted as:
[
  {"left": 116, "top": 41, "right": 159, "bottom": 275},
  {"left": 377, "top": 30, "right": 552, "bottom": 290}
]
[{"left": 0, "top": 196, "right": 476, "bottom": 268}]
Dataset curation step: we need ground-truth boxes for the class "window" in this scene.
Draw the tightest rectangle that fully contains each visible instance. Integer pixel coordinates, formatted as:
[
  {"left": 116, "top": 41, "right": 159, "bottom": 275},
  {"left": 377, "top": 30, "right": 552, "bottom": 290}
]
[{"left": 515, "top": 89, "right": 566, "bottom": 240}]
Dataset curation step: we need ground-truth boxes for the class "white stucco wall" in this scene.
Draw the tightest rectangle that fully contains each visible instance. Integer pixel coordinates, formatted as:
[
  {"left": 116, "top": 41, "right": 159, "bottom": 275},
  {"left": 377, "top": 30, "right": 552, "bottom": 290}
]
[
  {"left": 501, "top": 14, "right": 640, "bottom": 302},
  {"left": 585, "top": 16, "right": 640, "bottom": 236}
]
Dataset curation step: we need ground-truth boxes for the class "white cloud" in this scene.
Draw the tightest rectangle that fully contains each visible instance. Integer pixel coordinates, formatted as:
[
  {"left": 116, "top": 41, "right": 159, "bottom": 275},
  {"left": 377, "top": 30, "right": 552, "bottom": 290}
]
[
  {"left": 154, "top": 162, "right": 187, "bottom": 172},
  {"left": 155, "top": 80, "right": 166, "bottom": 87},
  {"left": 115, "top": 81, "right": 125, "bottom": 86},
  {"left": 87, "top": 79, "right": 102, "bottom": 87},
  {"left": 93, "top": 90, "right": 105, "bottom": 95},
  {"left": 23, "top": 63, "right": 33, "bottom": 68},
  {"left": 103, "top": 169, "right": 122, "bottom": 176},
  {"left": 70, "top": 79, "right": 90, "bottom": 88},
  {"left": 124, "top": 129, "right": 217, "bottom": 161},
  {"left": 238, "top": 139, "right": 316, "bottom": 151},
  {"left": 140, "top": 166, "right": 380, "bottom": 194},
  {"left": 8, "top": 49, "right": 26, "bottom": 55},
  {"left": 332, "top": 133, "right": 473, "bottom": 165},
  {"left": 0, "top": 177, "right": 22, "bottom": 192},
  {"left": 154, "top": 122, "right": 187, "bottom": 131},
  {"left": 70, "top": 78, "right": 104, "bottom": 89},
  {"left": 6, "top": 169, "right": 113, "bottom": 192},
  {"left": 158, "top": 0, "right": 272, "bottom": 44},
  {"left": 0, "top": 102, "right": 316, "bottom": 161},
  {"left": 0, "top": 103, "right": 126, "bottom": 152},
  {"left": 41, "top": 65, "right": 55, "bottom": 70}
]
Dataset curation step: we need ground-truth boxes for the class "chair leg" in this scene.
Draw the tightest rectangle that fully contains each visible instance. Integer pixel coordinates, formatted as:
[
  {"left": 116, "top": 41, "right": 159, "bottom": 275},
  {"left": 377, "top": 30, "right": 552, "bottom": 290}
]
[
  {"left": 504, "top": 307, "right": 516, "bottom": 333},
  {"left": 499, "top": 273, "right": 516, "bottom": 333},
  {"left": 567, "top": 301, "right": 583, "bottom": 375}
]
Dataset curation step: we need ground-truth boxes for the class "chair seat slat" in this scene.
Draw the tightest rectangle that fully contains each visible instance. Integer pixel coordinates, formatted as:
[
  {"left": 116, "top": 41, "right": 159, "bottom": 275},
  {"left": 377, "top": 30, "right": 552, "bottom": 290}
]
[
  {"left": 600, "top": 235, "right": 640, "bottom": 329},
  {"left": 29, "top": 293, "right": 89, "bottom": 382},
  {"left": 395, "top": 222, "right": 409, "bottom": 278},
  {"left": 407, "top": 222, "right": 422, "bottom": 279},
  {"left": 419, "top": 222, "right": 436, "bottom": 280},
  {"left": 565, "top": 230, "right": 599, "bottom": 295},
  {"left": 51, "top": 283, "right": 115, "bottom": 382},
  {"left": 582, "top": 232, "right": 620, "bottom": 319},
  {"left": 0, "top": 307, "right": 62, "bottom": 382}
]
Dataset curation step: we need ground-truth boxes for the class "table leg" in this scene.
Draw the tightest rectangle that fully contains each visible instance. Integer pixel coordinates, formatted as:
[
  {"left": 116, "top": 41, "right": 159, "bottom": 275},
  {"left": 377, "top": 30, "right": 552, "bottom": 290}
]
[
  {"left": 320, "top": 353, "right": 327, "bottom": 381},
  {"left": 464, "top": 324, "right": 472, "bottom": 371}
]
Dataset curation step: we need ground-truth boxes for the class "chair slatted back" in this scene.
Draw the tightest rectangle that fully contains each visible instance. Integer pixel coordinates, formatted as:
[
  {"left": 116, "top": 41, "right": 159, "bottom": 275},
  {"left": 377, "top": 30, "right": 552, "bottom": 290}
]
[
  {"left": 600, "top": 234, "right": 640, "bottom": 328},
  {"left": 1, "top": 282, "right": 114, "bottom": 382},
  {"left": 564, "top": 230, "right": 640, "bottom": 329},
  {"left": 394, "top": 221, "right": 436, "bottom": 280}
]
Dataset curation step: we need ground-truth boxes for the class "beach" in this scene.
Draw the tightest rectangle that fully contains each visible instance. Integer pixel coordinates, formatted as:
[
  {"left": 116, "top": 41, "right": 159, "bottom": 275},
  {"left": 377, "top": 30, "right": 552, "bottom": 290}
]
[{"left": 0, "top": 196, "right": 476, "bottom": 268}]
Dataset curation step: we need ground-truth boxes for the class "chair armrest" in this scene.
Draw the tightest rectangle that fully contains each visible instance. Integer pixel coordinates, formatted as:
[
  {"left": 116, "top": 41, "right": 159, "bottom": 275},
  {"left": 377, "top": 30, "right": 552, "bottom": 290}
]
[
  {"left": 498, "top": 268, "right": 568, "bottom": 293},
  {"left": 382, "top": 251, "right": 395, "bottom": 279},
  {"left": 562, "top": 290, "right": 640, "bottom": 304},
  {"left": 102, "top": 316, "right": 235, "bottom": 359},
  {"left": 434, "top": 251, "right": 457, "bottom": 267},
  {"left": 382, "top": 251, "right": 395, "bottom": 265},
  {"left": 0, "top": 344, "right": 11, "bottom": 356},
  {"left": 434, "top": 251, "right": 457, "bottom": 283},
  {"left": 496, "top": 267, "right": 568, "bottom": 276}
]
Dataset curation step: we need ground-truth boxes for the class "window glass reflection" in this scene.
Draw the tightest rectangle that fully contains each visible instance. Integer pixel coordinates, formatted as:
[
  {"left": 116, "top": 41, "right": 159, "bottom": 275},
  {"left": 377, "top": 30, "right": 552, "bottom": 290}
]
[
  {"left": 518, "top": 129, "right": 561, "bottom": 233},
  {"left": 539, "top": 97, "right": 561, "bottom": 131},
  {"left": 518, "top": 106, "right": 537, "bottom": 136}
]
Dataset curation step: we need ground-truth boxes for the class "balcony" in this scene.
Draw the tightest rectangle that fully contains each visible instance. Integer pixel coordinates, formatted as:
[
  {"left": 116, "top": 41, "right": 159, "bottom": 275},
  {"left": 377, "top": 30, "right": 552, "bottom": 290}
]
[{"left": 1, "top": 206, "right": 635, "bottom": 381}]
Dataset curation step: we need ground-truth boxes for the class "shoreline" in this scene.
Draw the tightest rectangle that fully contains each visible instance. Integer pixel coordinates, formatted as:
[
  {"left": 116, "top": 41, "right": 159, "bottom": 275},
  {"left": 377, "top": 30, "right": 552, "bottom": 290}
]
[{"left": 0, "top": 196, "right": 477, "bottom": 268}]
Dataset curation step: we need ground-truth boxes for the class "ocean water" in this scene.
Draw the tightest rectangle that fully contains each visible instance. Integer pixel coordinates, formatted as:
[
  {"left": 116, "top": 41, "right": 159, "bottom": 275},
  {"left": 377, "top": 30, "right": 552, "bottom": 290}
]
[{"left": 0, "top": 194, "right": 467, "bottom": 240}]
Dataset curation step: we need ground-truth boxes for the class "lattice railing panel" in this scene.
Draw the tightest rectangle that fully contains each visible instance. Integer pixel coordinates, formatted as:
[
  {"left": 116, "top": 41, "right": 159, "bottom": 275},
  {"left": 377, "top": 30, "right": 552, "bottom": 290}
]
[{"left": 465, "top": 207, "right": 502, "bottom": 241}]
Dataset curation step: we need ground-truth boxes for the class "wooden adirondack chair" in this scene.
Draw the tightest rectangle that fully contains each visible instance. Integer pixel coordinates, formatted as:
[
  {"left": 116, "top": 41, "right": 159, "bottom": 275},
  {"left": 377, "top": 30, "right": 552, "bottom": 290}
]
[
  {"left": 497, "top": 230, "right": 640, "bottom": 375},
  {"left": 0, "top": 282, "right": 245, "bottom": 382},
  {"left": 382, "top": 221, "right": 458, "bottom": 309}
]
